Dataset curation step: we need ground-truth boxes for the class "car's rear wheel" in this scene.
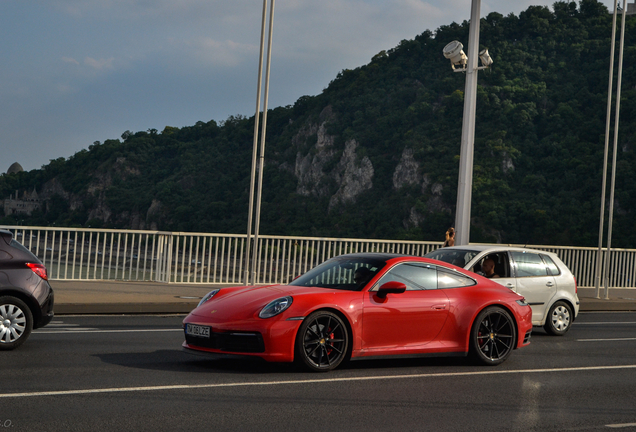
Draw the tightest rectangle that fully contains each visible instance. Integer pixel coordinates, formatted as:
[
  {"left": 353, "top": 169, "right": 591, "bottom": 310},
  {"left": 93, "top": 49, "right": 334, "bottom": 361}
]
[
  {"left": 544, "top": 301, "right": 572, "bottom": 336},
  {"left": 296, "top": 311, "right": 349, "bottom": 372},
  {"left": 470, "top": 306, "right": 516, "bottom": 366},
  {"left": 0, "top": 296, "right": 33, "bottom": 350}
]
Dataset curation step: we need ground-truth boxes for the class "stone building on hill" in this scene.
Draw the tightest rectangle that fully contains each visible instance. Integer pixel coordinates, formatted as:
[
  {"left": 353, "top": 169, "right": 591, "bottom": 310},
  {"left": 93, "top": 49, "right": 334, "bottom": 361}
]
[
  {"left": 3, "top": 188, "right": 42, "bottom": 216},
  {"left": 6, "top": 162, "right": 24, "bottom": 175}
]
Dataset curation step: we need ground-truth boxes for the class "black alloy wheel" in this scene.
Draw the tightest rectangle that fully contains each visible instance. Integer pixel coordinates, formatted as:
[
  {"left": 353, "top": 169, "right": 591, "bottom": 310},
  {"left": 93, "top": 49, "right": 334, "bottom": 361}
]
[
  {"left": 296, "top": 311, "right": 349, "bottom": 372},
  {"left": 470, "top": 306, "right": 516, "bottom": 366},
  {"left": 544, "top": 301, "right": 573, "bottom": 336},
  {"left": 0, "top": 296, "right": 33, "bottom": 351}
]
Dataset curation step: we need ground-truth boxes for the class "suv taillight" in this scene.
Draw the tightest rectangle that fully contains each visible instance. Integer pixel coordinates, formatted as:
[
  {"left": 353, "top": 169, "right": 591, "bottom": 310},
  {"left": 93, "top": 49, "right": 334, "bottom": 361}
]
[{"left": 26, "top": 263, "right": 48, "bottom": 280}]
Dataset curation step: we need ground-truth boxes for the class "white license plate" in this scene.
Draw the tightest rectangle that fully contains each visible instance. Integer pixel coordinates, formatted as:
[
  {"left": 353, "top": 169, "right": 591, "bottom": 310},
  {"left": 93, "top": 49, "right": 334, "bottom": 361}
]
[{"left": 186, "top": 324, "right": 210, "bottom": 338}]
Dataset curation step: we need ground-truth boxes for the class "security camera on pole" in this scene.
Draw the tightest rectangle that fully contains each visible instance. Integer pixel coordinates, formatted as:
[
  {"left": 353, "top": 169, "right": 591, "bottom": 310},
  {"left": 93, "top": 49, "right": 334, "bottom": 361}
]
[{"left": 441, "top": 0, "right": 492, "bottom": 246}]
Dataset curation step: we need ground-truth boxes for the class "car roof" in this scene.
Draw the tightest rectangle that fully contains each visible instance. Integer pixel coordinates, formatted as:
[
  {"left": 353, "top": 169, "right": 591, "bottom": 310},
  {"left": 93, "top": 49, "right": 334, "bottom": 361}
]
[
  {"left": 437, "top": 245, "right": 558, "bottom": 256},
  {"left": 0, "top": 229, "right": 12, "bottom": 246}
]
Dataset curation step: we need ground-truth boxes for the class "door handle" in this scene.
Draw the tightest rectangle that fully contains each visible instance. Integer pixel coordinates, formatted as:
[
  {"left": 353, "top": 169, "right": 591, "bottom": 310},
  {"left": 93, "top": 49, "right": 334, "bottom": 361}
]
[
  {"left": 546, "top": 281, "right": 554, "bottom": 287},
  {"left": 506, "top": 283, "right": 515, "bottom": 290},
  {"left": 432, "top": 304, "right": 447, "bottom": 310}
]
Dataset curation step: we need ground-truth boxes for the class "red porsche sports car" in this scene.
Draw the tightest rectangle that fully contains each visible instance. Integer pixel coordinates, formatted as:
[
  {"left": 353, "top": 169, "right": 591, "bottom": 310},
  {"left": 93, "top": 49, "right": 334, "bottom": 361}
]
[{"left": 183, "top": 253, "right": 532, "bottom": 371}]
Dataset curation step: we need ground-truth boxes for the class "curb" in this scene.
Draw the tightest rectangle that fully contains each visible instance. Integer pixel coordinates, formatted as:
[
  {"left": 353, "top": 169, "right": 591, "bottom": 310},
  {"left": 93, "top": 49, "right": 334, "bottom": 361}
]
[
  {"left": 55, "top": 302, "right": 198, "bottom": 315},
  {"left": 578, "top": 298, "right": 636, "bottom": 312}
]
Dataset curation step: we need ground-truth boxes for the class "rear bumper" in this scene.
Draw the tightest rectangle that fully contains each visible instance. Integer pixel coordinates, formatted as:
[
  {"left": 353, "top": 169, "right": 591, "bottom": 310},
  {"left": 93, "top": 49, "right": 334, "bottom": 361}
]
[{"left": 34, "top": 286, "right": 54, "bottom": 329}]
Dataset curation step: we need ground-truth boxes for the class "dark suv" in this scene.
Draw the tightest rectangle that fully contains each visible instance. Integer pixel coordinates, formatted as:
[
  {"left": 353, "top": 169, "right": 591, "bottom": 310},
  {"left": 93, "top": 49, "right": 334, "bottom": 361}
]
[{"left": 0, "top": 229, "right": 54, "bottom": 349}]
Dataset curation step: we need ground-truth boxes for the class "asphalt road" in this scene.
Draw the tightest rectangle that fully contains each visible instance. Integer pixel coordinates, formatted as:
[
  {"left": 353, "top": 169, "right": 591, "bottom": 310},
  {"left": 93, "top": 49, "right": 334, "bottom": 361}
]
[{"left": 3, "top": 313, "right": 636, "bottom": 431}]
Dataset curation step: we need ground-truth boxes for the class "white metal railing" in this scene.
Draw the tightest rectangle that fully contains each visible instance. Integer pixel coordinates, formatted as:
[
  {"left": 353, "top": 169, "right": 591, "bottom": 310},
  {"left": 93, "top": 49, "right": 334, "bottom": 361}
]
[{"left": 2, "top": 225, "right": 635, "bottom": 288}]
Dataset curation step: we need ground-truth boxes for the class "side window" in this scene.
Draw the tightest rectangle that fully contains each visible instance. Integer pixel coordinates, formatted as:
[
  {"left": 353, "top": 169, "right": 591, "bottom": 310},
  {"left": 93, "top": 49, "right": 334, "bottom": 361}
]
[
  {"left": 377, "top": 263, "right": 437, "bottom": 290},
  {"left": 437, "top": 269, "right": 476, "bottom": 288},
  {"left": 511, "top": 252, "right": 548, "bottom": 277},
  {"left": 473, "top": 252, "right": 510, "bottom": 278},
  {"left": 541, "top": 254, "right": 561, "bottom": 276}
]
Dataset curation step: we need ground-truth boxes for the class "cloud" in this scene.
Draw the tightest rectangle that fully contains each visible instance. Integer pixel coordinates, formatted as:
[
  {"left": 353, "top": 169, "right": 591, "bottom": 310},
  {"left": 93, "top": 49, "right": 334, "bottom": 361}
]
[
  {"left": 189, "top": 38, "right": 256, "bottom": 68},
  {"left": 84, "top": 57, "right": 115, "bottom": 70},
  {"left": 56, "top": 83, "right": 76, "bottom": 94},
  {"left": 62, "top": 57, "right": 80, "bottom": 65}
]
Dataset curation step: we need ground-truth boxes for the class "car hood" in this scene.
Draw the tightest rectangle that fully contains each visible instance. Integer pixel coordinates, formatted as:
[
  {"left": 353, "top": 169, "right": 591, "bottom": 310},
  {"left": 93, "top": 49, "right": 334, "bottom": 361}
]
[{"left": 188, "top": 284, "right": 347, "bottom": 321}]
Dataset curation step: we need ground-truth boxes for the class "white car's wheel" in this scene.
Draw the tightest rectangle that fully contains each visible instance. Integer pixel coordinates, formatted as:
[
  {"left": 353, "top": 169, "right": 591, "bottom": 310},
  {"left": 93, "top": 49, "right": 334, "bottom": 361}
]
[{"left": 544, "top": 301, "right": 572, "bottom": 336}]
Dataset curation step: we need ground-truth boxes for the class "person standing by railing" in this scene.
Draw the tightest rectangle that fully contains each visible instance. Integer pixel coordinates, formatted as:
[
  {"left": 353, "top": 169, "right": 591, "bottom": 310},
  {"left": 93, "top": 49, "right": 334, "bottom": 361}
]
[{"left": 443, "top": 227, "right": 455, "bottom": 247}]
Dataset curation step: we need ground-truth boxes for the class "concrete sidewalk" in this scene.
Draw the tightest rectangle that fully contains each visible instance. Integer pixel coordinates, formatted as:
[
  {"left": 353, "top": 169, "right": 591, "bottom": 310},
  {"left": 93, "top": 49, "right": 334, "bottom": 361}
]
[
  {"left": 52, "top": 280, "right": 226, "bottom": 314},
  {"left": 51, "top": 281, "right": 636, "bottom": 315}
]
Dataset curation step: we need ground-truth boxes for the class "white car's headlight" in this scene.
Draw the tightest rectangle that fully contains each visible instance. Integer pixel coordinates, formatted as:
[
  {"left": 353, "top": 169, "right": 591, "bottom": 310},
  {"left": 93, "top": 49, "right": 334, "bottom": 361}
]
[
  {"left": 259, "top": 296, "right": 293, "bottom": 319},
  {"left": 198, "top": 289, "right": 220, "bottom": 307}
]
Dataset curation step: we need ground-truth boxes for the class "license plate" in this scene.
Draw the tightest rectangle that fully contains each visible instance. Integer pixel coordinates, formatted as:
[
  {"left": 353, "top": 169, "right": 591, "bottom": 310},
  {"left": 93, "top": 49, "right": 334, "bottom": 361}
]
[{"left": 186, "top": 324, "right": 210, "bottom": 338}]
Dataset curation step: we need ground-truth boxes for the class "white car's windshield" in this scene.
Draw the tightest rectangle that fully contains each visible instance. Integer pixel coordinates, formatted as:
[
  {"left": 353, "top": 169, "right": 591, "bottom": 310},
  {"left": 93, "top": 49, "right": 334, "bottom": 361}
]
[{"left": 424, "top": 249, "right": 480, "bottom": 268}]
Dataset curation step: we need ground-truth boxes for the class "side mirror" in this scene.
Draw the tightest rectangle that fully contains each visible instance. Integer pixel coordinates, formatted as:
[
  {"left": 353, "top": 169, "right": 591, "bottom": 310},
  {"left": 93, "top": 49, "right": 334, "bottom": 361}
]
[{"left": 376, "top": 281, "right": 407, "bottom": 298}]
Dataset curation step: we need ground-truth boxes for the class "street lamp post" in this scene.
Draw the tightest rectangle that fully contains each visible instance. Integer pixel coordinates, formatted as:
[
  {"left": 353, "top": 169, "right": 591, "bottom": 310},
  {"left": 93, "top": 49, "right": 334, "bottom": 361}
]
[
  {"left": 595, "top": 0, "right": 626, "bottom": 300},
  {"left": 442, "top": 0, "right": 486, "bottom": 246},
  {"left": 244, "top": 0, "right": 275, "bottom": 285}
]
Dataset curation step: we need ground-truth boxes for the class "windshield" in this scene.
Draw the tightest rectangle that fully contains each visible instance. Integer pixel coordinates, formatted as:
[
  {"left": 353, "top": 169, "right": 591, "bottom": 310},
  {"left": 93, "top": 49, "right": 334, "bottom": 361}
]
[
  {"left": 290, "top": 255, "right": 387, "bottom": 291},
  {"left": 424, "top": 248, "right": 480, "bottom": 268}
]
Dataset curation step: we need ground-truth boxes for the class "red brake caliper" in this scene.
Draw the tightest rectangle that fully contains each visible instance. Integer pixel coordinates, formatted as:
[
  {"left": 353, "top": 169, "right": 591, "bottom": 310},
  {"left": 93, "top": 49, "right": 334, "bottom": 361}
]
[{"left": 326, "top": 328, "right": 334, "bottom": 354}]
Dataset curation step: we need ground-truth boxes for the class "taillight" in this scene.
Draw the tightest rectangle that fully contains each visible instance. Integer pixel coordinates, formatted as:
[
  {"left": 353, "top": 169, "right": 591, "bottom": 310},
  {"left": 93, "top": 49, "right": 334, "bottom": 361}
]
[
  {"left": 26, "top": 263, "right": 48, "bottom": 280},
  {"left": 574, "top": 276, "right": 577, "bottom": 294}
]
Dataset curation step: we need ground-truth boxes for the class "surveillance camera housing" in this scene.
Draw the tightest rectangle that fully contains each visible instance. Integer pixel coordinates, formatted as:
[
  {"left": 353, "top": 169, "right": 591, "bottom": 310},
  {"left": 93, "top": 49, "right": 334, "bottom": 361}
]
[
  {"left": 479, "top": 49, "right": 493, "bottom": 67},
  {"left": 443, "top": 41, "right": 467, "bottom": 69}
]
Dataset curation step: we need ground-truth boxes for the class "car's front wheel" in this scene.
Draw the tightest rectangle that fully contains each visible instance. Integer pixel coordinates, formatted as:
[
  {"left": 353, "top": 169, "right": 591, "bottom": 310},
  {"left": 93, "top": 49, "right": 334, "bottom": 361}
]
[
  {"left": 470, "top": 306, "right": 516, "bottom": 366},
  {"left": 0, "top": 296, "right": 33, "bottom": 350},
  {"left": 544, "top": 301, "right": 573, "bottom": 336},
  {"left": 296, "top": 310, "right": 349, "bottom": 372}
]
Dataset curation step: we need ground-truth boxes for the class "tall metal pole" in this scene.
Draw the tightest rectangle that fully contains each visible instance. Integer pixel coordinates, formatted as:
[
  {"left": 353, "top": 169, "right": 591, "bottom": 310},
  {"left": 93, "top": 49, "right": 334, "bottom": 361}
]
[
  {"left": 603, "top": 0, "right": 627, "bottom": 300},
  {"left": 595, "top": 0, "right": 619, "bottom": 299},
  {"left": 454, "top": 0, "right": 481, "bottom": 246},
  {"left": 244, "top": 0, "right": 268, "bottom": 285},
  {"left": 250, "top": 0, "right": 276, "bottom": 285}
]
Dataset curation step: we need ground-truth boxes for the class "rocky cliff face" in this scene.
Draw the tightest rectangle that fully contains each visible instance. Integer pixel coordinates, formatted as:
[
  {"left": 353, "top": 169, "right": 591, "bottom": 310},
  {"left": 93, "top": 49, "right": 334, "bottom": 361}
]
[
  {"left": 36, "top": 156, "right": 162, "bottom": 230},
  {"left": 293, "top": 121, "right": 336, "bottom": 198},
  {"left": 328, "top": 139, "right": 374, "bottom": 210},
  {"left": 289, "top": 109, "right": 454, "bottom": 231},
  {"left": 391, "top": 147, "right": 451, "bottom": 229},
  {"left": 292, "top": 106, "right": 374, "bottom": 212}
]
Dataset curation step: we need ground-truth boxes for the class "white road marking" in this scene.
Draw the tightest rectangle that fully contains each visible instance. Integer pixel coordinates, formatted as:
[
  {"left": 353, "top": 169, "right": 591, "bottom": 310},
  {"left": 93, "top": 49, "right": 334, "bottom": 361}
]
[
  {"left": 46, "top": 321, "right": 80, "bottom": 327},
  {"left": 607, "top": 423, "right": 636, "bottom": 428},
  {"left": 575, "top": 322, "right": 636, "bottom": 325},
  {"left": 578, "top": 337, "right": 636, "bottom": 342},
  {"left": 2, "top": 364, "right": 636, "bottom": 399},
  {"left": 33, "top": 328, "right": 183, "bottom": 334}
]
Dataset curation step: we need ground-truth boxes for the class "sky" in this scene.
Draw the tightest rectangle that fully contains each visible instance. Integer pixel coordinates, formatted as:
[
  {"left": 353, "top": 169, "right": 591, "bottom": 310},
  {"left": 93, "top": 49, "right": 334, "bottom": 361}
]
[{"left": 1, "top": 0, "right": 617, "bottom": 172}]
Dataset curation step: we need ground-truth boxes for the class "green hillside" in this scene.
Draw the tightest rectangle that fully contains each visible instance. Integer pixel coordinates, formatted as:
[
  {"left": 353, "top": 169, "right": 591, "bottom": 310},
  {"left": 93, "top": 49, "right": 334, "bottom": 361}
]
[{"left": 2, "top": 0, "right": 636, "bottom": 248}]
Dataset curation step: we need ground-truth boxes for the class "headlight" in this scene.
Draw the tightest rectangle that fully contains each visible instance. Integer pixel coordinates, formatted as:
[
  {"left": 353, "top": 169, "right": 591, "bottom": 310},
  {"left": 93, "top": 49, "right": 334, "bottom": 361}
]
[
  {"left": 516, "top": 299, "right": 529, "bottom": 306},
  {"left": 198, "top": 289, "right": 220, "bottom": 307},
  {"left": 259, "top": 296, "right": 293, "bottom": 319}
]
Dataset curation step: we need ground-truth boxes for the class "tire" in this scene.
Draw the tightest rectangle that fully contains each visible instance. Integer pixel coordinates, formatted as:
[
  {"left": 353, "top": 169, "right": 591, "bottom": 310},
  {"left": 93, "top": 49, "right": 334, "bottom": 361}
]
[
  {"left": 0, "top": 296, "right": 33, "bottom": 351},
  {"left": 544, "top": 301, "right": 573, "bottom": 336},
  {"left": 470, "top": 306, "right": 516, "bottom": 366},
  {"left": 295, "top": 311, "right": 349, "bottom": 372}
]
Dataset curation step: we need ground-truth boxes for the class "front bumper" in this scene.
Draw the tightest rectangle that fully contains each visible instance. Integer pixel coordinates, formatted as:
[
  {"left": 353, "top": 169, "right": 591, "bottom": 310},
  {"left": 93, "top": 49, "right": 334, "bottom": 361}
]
[{"left": 182, "top": 317, "right": 302, "bottom": 363}]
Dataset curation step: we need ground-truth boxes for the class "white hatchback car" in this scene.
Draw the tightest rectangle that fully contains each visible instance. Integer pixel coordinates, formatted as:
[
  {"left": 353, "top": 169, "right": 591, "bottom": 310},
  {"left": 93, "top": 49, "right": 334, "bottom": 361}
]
[{"left": 425, "top": 246, "right": 580, "bottom": 335}]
